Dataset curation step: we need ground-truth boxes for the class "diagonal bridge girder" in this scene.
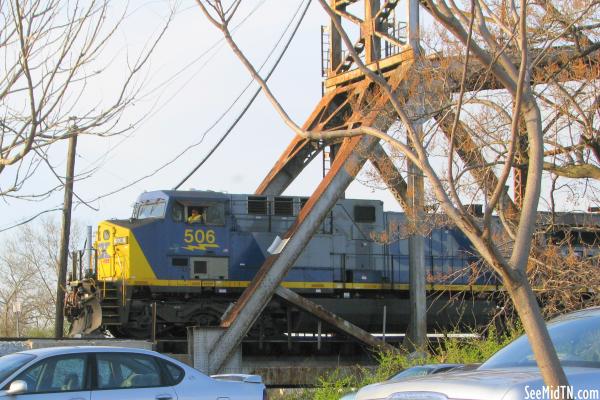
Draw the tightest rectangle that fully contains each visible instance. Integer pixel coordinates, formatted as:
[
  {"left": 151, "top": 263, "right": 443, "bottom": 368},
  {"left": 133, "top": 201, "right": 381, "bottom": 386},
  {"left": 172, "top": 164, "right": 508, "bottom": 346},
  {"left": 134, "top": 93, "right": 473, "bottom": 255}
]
[{"left": 208, "top": 54, "right": 416, "bottom": 373}]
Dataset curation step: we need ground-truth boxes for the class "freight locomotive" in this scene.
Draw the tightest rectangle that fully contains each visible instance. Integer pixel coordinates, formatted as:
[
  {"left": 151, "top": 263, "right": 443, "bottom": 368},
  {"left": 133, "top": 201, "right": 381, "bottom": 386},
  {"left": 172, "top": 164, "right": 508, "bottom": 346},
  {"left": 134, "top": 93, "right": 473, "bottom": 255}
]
[{"left": 66, "top": 190, "right": 502, "bottom": 349}]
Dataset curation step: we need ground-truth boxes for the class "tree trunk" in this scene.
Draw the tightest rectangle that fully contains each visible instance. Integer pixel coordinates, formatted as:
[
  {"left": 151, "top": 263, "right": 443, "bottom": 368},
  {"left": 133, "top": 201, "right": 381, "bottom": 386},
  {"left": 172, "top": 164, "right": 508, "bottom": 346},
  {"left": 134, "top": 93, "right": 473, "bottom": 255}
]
[
  {"left": 506, "top": 95, "right": 572, "bottom": 397},
  {"left": 506, "top": 275, "right": 571, "bottom": 394}
]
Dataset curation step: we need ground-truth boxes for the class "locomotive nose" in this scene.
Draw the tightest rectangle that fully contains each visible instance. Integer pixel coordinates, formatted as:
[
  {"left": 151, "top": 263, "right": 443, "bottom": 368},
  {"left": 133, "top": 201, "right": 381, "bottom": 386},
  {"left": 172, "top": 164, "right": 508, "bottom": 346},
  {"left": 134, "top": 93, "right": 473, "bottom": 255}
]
[{"left": 96, "top": 221, "right": 132, "bottom": 280}]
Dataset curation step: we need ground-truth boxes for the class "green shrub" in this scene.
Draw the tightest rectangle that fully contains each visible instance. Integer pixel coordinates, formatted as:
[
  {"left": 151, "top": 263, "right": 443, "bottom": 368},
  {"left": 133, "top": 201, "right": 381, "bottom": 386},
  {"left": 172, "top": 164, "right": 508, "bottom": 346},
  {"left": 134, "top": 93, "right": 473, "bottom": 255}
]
[{"left": 298, "top": 325, "right": 523, "bottom": 400}]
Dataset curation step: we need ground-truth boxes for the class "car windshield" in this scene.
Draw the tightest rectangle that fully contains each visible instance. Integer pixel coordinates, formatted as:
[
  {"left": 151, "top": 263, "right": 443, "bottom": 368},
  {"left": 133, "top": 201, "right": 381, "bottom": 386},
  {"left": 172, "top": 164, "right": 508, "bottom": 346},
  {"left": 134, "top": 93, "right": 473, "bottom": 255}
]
[
  {"left": 482, "top": 311, "right": 600, "bottom": 369},
  {"left": 0, "top": 353, "right": 35, "bottom": 383},
  {"left": 390, "top": 366, "right": 436, "bottom": 380}
]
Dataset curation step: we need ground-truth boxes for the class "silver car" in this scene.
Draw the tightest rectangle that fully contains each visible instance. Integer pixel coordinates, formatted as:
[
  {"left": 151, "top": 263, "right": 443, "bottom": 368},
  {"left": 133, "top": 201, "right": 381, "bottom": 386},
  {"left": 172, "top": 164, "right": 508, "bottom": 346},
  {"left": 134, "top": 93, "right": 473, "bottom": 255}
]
[
  {"left": 356, "top": 307, "right": 600, "bottom": 400},
  {"left": 340, "top": 364, "right": 470, "bottom": 400},
  {"left": 0, "top": 346, "right": 266, "bottom": 400}
]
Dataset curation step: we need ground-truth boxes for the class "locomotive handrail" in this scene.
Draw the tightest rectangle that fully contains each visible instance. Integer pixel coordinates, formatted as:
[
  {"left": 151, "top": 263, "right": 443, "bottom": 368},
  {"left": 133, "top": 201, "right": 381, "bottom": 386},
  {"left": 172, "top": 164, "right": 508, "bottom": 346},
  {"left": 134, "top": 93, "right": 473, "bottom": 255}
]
[
  {"left": 325, "top": 252, "right": 498, "bottom": 287},
  {"left": 98, "top": 259, "right": 109, "bottom": 299},
  {"left": 115, "top": 253, "right": 126, "bottom": 306}
]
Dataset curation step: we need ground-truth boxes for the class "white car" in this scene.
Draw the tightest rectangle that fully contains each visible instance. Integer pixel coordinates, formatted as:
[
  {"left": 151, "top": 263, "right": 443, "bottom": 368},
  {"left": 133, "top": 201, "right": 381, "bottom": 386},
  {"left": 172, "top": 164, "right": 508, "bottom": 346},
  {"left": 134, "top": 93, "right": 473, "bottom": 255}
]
[
  {"left": 0, "top": 346, "right": 266, "bottom": 400},
  {"left": 355, "top": 307, "right": 600, "bottom": 400},
  {"left": 340, "top": 364, "right": 471, "bottom": 400}
]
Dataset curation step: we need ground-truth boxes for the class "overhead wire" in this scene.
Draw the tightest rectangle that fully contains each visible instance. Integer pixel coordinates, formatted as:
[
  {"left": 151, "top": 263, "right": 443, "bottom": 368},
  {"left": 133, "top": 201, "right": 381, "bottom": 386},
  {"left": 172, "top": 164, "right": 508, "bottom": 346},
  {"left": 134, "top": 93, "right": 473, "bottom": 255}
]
[
  {"left": 174, "top": 0, "right": 312, "bottom": 189},
  {"left": 83, "top": 0, "right": 310, "bottom": 202},
  {"left": 80, "top": 0, "right": 268, "bottom": 175}
]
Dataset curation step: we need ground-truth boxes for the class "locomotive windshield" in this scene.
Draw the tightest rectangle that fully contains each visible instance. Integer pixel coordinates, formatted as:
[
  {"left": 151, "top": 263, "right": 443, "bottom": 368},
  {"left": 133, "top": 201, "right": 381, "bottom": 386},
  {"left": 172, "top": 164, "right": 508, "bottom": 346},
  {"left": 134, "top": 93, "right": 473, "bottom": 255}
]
[{"left": 133, "top": 199, "right": 167, "bottom": 219}]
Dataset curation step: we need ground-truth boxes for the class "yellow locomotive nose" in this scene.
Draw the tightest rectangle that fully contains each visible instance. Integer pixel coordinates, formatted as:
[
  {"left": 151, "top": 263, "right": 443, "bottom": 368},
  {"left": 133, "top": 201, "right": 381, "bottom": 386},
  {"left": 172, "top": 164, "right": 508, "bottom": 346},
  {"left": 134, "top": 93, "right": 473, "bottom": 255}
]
[
  {"left": 95, "top": 221, "right": 157, "bottom": 283},
  {"left": 96, "top": 221, "right": 131, "bottom": 281}
]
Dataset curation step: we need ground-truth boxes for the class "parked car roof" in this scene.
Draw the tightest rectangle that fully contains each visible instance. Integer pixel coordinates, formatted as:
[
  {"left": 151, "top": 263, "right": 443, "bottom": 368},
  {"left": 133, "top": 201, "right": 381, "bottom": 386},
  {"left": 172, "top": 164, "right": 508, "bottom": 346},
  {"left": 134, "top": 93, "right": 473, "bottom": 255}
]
[{"left": 15, "top": 345, "right": 157, "bottom": 358}]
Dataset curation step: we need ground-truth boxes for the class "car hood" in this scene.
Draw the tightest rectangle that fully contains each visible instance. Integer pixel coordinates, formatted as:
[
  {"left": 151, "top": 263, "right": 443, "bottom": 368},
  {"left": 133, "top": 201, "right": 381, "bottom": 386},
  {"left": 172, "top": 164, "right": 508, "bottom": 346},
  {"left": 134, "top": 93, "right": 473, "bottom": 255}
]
[{"left": 354, "top": 367, "right": 600, "bottom": 400}]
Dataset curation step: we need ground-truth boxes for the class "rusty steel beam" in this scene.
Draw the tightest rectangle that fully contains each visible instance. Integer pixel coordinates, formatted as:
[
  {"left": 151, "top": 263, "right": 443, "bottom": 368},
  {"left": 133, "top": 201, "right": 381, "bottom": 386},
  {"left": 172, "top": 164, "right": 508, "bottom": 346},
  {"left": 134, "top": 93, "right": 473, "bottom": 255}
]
[
  {"left": 329, "top": 0, "right": 343, "bottom": 74},
  {"left": 210, "top": 135, "right": 379, "bottom": 372},
  {"left": 256, "top": 83, "right": 362, "bottom": 195},
  {"left": 370, "top": 143, "right": 410, "bottom": 211},
  {"left": 229, "top": 57, "right": 419, "bottom": 376},
  {"left": 436, "top": 112, "right": 519, "bottom": 217},
  {"left": 258, "top": 31, "right": 413, "bottom": 198},
  {"left": 364, "top": 0, "right": 382, "bottom": 63},
  {"left": 212, "top": 61, "right": 418, "bottom": 372},
  {"left": 256, "top": 136, "right": 322, "bottom": 196},
  {"left": 513, "top": 124, "right": 529, "bottom": 209},
  {"left": 275, "top": 286, "right": 398, "bottom": 353},
  {"left": 256, "top": 91, "right": 336, "bottom": 196},
  {"left": 325, "top": 44, "right": 600, "bottom": 92}
]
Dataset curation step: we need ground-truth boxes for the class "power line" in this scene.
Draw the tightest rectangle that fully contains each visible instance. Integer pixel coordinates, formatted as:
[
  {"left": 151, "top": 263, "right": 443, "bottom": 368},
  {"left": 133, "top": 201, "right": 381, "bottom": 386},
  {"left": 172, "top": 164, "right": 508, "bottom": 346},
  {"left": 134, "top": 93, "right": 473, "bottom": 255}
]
[
  {"left": 85, "top": 0, "right": 311, "bottom": 201},
  {"left": 0, "top": 207, "right": 63, "bottom": 233},
  {"left": 81, "top": 0, "right": 268, "bottom": 175},
  {"left": 174, "top": 0, "right": 312, "bottom": 189}
]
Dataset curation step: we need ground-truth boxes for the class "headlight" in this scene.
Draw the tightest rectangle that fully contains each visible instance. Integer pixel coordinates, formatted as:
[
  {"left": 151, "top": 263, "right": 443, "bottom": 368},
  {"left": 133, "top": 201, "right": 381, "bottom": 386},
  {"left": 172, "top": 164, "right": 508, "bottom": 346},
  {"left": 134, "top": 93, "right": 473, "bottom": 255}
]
[{"left": 386, "top": 392, "right": 448, "bottom": 400}]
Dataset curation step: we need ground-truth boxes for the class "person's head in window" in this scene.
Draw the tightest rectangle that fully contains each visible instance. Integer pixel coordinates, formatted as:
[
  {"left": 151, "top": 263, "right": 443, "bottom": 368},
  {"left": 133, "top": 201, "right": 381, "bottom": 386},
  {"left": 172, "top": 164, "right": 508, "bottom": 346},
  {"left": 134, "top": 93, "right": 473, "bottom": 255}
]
[{"left": 187, "top": 208, "right": 202, "bottom": 224}]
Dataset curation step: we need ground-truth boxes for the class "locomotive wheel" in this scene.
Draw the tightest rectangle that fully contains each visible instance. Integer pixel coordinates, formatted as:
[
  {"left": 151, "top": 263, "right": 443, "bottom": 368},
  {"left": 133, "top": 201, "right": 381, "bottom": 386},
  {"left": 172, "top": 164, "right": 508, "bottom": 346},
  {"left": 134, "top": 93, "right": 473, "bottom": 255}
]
[{"left": 190, "top": 312, "right": 220, "bottom": 327}]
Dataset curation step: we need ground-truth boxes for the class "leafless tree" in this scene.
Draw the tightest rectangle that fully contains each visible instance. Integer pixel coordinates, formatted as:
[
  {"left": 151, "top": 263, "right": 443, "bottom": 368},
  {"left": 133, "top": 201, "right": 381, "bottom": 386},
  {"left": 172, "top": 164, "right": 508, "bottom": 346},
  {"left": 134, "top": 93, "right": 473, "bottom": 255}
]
[
  {"left": 0, "top": 218, "right": 82, "bottom": 336},
  {"left": 197, "top": 0, "right": 600, "bottom": 392},
  {"left": 1, "top": 0, "right": 173, "bottom": 199}
]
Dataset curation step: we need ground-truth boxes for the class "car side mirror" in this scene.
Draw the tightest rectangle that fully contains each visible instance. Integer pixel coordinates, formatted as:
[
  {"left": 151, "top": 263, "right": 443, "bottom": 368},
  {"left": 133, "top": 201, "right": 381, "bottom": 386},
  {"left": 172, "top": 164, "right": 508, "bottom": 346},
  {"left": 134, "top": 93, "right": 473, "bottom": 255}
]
[{"left": 6, "top": 380, "right": 27, "bottom": 395}]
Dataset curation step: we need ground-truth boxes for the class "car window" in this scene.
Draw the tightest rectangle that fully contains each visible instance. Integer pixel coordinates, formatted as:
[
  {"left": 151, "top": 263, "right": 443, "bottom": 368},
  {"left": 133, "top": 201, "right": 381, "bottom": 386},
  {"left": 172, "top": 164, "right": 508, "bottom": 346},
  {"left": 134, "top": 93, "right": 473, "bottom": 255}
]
[
  {"left": 0, "top": 353, "right": 35, "bottom": 383},
  {"left": 95, "top": 353, "right": 164, "bottom": 390},
  {"left": 15, "top": 354, "right": 87, "bottom": 394},
  {"left": 482, "top": 312, "right": 600, "bottom": 369},
  {"left": 160, "top": 359, "right": 185, "bottom": 385}
]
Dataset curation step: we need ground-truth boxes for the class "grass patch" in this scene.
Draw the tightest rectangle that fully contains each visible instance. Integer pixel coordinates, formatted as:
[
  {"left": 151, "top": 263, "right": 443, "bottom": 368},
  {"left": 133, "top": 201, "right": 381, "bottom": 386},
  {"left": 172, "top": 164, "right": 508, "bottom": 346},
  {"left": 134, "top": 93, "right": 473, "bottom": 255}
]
[{"left": 282, "top": 325, "right": 522, "bottom": 400}]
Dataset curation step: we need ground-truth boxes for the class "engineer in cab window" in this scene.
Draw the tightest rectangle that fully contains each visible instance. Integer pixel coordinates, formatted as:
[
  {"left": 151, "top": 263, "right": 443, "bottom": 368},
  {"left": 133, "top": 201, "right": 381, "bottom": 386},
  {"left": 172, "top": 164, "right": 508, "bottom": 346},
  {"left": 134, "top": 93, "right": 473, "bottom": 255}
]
[{"left": 187, "top": 208, "right": 203, "bottom": 224}]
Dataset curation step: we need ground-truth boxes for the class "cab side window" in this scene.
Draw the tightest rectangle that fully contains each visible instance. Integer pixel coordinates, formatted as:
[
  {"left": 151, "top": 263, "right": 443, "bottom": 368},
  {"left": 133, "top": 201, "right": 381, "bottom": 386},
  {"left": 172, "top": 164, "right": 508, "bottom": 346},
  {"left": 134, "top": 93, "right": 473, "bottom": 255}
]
[
  {"left": 186, "top": 203, "right": 225, "bottom": 225},
  {"left": 204, "top": 203, "right": 225, "bottom": 225},
  {"left": 171, "top": 202, "right": 184, "bottom": 222},
  {"left": 15, "top": 354, "right": 88, "bottom": 393},
  {"left": 186, "top": 207, "right": 205, "bottom": 224},
  {"left": 95, "top": 353, "right": 165, "bottom": 390}
]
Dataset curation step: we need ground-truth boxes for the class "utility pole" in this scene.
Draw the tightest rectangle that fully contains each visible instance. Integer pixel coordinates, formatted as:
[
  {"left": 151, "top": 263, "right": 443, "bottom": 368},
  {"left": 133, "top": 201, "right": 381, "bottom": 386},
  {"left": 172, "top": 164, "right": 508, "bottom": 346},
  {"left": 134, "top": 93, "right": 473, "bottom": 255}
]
[
  {"left": 55, "top": 133, "right": 78, "bottom": 338},
  {"left": 406, "top": 138, "right": 426, "bottom": 351},
  {"left": 405, "top": 0, "right": 427, "bottom": 352}
]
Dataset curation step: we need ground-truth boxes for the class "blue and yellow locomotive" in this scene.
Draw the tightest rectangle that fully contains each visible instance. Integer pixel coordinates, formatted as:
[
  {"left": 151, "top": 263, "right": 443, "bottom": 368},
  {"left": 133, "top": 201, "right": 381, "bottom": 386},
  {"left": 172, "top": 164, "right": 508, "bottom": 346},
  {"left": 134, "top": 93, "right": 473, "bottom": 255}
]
[{"left": 67, "top": 190, "right": 498, "bottom": 347}]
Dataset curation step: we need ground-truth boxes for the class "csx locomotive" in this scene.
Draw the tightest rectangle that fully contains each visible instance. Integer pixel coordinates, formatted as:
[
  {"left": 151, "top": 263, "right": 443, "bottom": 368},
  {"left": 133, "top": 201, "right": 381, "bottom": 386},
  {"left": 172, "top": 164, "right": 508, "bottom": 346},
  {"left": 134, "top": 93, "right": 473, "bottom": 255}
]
[{"left": 66, "top": 190, "right": 500, "bottom": 347}]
